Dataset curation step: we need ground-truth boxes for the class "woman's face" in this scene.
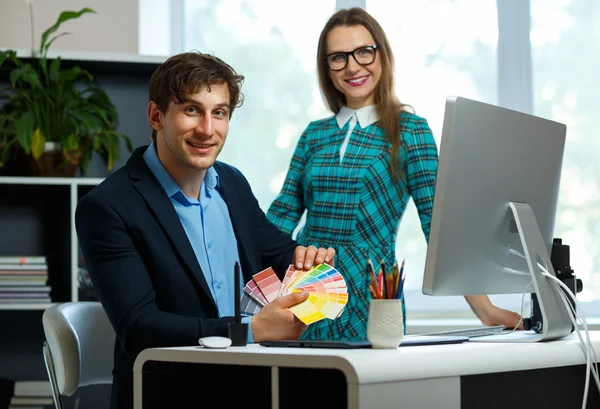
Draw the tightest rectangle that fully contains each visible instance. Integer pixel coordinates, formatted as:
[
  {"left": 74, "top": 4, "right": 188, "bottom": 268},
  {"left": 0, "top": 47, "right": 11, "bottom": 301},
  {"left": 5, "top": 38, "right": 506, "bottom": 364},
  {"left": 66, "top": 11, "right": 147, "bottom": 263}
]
[{"left": 326, "top": 24, "right": 382, "bottom": 109}]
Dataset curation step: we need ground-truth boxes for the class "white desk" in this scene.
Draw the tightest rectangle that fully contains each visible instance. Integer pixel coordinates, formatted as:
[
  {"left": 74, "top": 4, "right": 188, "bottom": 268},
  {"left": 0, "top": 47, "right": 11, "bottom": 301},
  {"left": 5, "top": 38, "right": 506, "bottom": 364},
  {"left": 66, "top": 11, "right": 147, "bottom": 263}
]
[{"left": 133, "top": 331, "right": 600, "bottom": 409}]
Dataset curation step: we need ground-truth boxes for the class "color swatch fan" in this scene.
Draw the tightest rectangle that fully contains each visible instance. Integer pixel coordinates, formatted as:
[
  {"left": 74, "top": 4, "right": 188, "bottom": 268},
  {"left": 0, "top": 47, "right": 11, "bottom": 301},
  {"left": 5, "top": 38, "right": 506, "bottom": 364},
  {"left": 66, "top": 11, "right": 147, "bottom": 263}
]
[{"left": 240, "top": 264, "right": 348, "bottom": 325}]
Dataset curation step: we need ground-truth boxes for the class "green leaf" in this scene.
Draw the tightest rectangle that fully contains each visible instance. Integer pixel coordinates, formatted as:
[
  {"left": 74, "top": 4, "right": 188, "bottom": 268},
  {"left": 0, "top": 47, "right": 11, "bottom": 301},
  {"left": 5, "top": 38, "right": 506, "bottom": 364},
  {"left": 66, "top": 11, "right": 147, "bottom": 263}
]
[
  {"left": 0, "top": 51, "right": 9, "bottom": 66},
  {"left": 9, "top": 65, "right": 43, "bottom": 89},
  {"left": 49, "top": 57, "right": 62, "bottom": 85},
  {"left": 93, "top": 135, "right": 103, "bottom": 151},
  {"left": 63, "top": 133, "right": 79, "bottom": 151},
  {"left": 101, "top": 131, "right": 116, "bottom": 171},
  {"left": 30, "top": 127, "right": 45, "bottom": 158},
  {"left": 59, "top": 66, "right": 93, "bottom": 84},
  {"left": 89, "top": 106, "right": 109, "bottom": 124},
  {"left": 40, "top": 8, "right": 95, "bottom": 57},
  {"left": 72, "top": 111, "right": 101, "bottom": 132},
  {"left": 0, "top": 50, "right": 19, "bottom": 67},
  {"left": 79, "top": 147, "right": 93, "bottom": 175},
  {"left": 15, "top": 111, "right": 35, "bottom": 153}
]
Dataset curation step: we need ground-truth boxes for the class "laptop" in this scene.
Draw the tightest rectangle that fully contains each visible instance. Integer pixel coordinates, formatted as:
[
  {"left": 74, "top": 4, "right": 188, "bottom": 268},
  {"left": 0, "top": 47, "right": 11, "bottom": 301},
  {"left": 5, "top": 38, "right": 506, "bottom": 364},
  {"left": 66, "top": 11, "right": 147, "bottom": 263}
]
[
  {"left": 259, "top": 335, "right": 468, "bottom": 349},
  {"left": 418, "top": 325, "right": 506, "bottom": 338}
]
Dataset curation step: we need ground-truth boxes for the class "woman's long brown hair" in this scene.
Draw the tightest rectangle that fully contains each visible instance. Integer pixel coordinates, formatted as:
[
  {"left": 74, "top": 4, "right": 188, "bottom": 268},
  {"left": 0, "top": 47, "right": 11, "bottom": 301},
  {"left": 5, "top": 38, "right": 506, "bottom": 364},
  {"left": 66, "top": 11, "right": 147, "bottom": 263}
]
[{"left": 317, "top": 7, "right": 408, "bottom": 182}]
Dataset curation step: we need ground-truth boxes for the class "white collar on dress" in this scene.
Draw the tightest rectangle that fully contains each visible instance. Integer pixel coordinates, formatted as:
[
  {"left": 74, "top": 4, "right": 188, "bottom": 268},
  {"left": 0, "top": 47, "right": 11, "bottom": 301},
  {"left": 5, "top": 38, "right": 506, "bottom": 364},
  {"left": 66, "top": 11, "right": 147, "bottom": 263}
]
[{"left": 336, "top": 105, "right": 379, "bottom": 129}]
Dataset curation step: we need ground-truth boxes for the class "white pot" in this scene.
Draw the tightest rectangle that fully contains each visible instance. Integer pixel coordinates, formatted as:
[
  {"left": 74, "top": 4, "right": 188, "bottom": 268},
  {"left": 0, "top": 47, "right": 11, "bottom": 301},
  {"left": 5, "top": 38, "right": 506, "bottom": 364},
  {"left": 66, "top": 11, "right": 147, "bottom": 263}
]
[
  {"left": 44, "top": 142, "right": 61, "bottom": 152},
  {"left": 366, "top": 299, "right": 404, "bottom": 349}
]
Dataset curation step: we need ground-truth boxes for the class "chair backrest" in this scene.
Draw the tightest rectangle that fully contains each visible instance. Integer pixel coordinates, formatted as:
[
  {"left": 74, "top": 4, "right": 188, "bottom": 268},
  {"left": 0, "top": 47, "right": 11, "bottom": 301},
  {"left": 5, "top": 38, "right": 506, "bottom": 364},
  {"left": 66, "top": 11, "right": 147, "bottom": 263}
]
[{"left": 42, "top": 302, "right": 114, "bottom": 396}]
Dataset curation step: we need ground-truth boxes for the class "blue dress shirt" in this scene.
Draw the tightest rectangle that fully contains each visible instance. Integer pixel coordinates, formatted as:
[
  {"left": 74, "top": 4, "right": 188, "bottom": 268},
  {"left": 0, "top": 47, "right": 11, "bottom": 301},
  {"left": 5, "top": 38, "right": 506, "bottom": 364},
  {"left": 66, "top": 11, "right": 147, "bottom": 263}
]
[{"left": 144, "top": 142, "right": 253, "bottom": 343}]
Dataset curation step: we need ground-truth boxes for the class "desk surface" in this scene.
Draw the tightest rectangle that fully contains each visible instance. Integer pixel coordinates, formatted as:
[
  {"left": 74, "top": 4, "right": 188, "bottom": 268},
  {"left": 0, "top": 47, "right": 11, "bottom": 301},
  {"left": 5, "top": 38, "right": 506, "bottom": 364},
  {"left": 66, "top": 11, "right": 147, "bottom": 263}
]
[{"left": 134, "top": 331, "right": 600, "bottom": 385}]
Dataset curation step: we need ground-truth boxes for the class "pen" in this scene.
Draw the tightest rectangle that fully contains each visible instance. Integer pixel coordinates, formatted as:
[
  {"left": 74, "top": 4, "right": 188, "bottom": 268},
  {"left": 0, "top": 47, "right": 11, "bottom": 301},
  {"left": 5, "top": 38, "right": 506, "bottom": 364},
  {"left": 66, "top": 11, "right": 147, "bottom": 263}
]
[
  {"left": 234, "top": 261, "right": 241, "bottom": 324},
  {"left": 397, "top": 258, "right": 405, "bottom": 299}
]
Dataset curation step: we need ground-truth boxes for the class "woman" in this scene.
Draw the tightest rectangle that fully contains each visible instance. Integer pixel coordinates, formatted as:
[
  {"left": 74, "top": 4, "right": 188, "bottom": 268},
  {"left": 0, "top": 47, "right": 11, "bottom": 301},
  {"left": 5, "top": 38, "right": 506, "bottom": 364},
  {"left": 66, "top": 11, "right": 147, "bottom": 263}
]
[{"left": 267, "top": 7, "right": 521, "bottom": 340}]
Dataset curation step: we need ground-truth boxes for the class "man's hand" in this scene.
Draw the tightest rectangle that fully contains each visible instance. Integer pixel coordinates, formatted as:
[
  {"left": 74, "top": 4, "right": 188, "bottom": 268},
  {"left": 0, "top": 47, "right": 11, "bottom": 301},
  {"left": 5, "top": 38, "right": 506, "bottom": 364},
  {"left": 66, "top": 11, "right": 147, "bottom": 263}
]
[
  {"left": 293, "top": 245, "right": 335, "bottom": 270},
  {"left": 465, "top": 295, "right": 524, "bottom": 330},
  {"left": 250, "top": 291, "right": 309, "bottom": 343}
]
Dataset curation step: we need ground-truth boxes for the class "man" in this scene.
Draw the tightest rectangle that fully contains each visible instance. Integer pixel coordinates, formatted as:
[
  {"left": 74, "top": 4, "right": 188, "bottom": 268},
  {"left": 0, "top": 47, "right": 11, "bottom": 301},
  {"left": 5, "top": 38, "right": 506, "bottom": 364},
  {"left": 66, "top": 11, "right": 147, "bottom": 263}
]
[{"left": 75, "top": 51, "right": 335, "bottom": 409}]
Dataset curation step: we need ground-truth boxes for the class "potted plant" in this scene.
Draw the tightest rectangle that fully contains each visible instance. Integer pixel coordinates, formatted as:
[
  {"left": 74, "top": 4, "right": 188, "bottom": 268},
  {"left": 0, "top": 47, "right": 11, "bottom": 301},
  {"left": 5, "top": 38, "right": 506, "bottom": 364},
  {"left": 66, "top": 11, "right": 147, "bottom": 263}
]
[{"left": 0, "top": 7, "right": 132, "bottom": 176}]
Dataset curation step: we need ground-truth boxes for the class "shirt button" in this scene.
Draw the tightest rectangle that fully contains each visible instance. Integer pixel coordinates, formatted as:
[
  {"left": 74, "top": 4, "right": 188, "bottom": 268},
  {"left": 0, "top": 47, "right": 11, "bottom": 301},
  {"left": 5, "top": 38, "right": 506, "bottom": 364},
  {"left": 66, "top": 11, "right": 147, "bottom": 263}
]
[
  {"left": 215, "top": 283, "right": 221, "bottom": 290},
  {"left": 207, "top": 242, "right": 212, "bottom": 249}
]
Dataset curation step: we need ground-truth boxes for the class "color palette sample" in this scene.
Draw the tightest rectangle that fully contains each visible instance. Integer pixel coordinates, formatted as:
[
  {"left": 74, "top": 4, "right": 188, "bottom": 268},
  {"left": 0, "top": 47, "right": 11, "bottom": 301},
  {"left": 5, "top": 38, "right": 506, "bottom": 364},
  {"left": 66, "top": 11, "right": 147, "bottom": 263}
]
[
  {"left": 252, "top": 267, "right": 282, "bottom": 303},
  {"left": 240, "top": 264, "right": 348, "bottom": 325}
]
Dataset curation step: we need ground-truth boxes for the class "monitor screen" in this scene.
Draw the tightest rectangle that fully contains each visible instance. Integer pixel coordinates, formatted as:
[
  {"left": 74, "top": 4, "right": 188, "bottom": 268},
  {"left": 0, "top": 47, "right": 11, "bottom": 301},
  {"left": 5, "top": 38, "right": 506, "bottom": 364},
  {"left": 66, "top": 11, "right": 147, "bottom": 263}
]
[
  {"left": 422, "top": 97, "right": 572, "bottom": 342},
  {"left": 423, "top": 96, "right": 565, "bottom": 296}
]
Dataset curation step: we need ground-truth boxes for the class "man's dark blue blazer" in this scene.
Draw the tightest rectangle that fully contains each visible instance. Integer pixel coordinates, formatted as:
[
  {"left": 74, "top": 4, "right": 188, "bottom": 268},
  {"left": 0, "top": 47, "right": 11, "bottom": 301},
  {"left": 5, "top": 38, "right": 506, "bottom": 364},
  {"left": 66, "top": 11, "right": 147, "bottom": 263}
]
[{"left": 75, "top": 145, "right": 298, "bottom": 409}]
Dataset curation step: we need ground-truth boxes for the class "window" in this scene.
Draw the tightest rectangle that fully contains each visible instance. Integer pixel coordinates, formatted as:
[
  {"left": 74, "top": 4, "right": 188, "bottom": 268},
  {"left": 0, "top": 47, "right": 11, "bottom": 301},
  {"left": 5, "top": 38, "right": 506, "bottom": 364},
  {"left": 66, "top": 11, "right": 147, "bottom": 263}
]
[
  {"left": 141, "top": 0, "right": 600, "bottom": 318},
  {"left": 182, "top": 0, "right": 335, "bottom": 211},
  {"left": 531, "top": 0, "right": 600, "bottom": 309},
  {"left": 139, "top": 0, "right": 173, "bottom": 56},
  {"left": 368, "top": 0, "right": 500, "bottom": 315}
]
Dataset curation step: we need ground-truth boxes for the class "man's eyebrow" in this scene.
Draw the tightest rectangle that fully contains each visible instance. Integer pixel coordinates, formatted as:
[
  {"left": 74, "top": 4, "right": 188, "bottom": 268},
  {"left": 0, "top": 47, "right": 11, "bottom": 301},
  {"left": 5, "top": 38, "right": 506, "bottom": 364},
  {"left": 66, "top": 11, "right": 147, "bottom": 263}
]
[{"left": 180, "top": 98, "right": 230, "bottom": 109}]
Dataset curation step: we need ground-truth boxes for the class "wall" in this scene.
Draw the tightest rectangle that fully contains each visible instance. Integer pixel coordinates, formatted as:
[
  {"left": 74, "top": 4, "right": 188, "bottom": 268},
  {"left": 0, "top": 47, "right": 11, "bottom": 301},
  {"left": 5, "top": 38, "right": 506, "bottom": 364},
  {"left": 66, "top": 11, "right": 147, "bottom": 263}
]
[
  {"left": 0, "top": 4, "right": 151, "bottom": 408},
  {"left": 0, "top": 0, "right": 138, "bottom": 54}
]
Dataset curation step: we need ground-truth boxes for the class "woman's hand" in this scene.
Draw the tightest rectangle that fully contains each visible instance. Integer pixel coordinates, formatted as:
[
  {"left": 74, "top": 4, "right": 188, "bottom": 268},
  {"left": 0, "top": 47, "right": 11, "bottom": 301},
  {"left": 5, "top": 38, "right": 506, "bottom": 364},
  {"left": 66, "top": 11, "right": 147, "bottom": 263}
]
[
  {"left": 465, "top": 295, "right": 524, "bottom": 330},
  {"left": 292, "top": 245, "right": 335, "bottom": 270}
]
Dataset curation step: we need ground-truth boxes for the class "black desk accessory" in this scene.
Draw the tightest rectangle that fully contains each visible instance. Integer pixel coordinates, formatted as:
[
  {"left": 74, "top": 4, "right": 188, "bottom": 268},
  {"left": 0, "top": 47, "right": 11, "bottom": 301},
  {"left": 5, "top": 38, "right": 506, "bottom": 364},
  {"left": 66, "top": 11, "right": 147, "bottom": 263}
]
[{"left": 228, "top": 261, "right": 248, "bottom": 346}]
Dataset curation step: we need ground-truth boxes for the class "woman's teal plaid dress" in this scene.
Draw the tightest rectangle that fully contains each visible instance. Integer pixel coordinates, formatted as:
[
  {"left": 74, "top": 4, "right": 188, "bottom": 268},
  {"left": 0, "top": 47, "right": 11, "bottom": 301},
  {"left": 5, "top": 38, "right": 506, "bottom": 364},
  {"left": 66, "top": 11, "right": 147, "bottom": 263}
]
[{"left": 267, "top": 110, "right": 438, "bottom": 340}]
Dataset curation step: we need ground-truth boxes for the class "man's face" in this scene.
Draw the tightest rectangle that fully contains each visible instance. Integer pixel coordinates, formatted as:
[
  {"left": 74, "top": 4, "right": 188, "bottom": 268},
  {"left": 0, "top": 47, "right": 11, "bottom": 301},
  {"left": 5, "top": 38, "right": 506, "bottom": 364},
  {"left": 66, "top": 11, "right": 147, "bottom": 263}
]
[{"left": 150, "top": 83, "right": 230, "bottom": 177}]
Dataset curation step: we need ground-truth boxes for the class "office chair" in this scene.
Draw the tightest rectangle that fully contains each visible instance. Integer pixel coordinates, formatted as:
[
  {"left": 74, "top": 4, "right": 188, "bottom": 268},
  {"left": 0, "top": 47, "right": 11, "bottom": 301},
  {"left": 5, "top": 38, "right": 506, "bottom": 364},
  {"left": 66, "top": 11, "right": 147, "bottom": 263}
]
[{"left": 42, "top": 302, "right": 114, "bottom": 409}]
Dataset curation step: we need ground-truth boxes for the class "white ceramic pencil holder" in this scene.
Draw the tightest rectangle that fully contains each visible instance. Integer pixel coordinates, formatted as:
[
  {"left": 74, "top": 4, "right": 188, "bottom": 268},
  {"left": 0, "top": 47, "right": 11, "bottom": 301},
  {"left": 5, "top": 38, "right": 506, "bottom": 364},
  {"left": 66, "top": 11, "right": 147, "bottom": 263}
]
[{"left": 366, "top": 299, "right": 404, "bottom": 349}]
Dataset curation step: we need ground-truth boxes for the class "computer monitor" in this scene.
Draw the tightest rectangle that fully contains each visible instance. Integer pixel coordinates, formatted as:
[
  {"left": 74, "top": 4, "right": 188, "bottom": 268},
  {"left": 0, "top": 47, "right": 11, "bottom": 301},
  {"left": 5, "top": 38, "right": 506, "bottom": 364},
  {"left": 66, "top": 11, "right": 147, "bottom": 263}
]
[{"left": 422, "top": 96, "right": 572, "bottom": 342}]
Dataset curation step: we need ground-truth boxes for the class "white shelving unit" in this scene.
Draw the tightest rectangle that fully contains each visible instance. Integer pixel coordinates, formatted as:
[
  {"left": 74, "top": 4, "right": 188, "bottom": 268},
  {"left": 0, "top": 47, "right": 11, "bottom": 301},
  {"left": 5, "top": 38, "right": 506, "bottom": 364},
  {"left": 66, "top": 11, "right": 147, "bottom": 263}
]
[
  {"left": 0, "top": 177, "right": 103, "bottom": 310},
  {"left": 0, "top": 52, "right": 160, "bottom": 313},
  {"left": 0, "top": 302, "right": 55, "bottom": 310},
  {"left": 10, "top": 49, "right": 168, "bottom": 65},
  {"left": 0, "top": 49, "right": 157, "bottom": 401}
]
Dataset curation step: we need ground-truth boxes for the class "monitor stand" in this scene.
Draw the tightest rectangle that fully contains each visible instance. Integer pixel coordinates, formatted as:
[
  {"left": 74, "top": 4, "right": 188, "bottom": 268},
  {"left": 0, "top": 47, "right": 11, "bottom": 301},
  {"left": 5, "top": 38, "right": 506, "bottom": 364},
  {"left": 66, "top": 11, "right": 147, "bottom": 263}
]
[{"left": 470, "top": 202, "right": 573, "bottom": 343}]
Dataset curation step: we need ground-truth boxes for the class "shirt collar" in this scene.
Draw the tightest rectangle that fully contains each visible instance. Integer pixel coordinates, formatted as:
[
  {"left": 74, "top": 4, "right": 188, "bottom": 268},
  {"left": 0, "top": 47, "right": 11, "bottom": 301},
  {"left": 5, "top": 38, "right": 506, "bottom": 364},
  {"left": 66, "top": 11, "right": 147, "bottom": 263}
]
[
  {"left": 204, "top": 165, "right": 219, "bottom": 191},
  {"left": 336, "top": 105, "right": 379, "bottom": 129},
  {"left": 143, "top": 141, "right": 220, "bottom": 201}
]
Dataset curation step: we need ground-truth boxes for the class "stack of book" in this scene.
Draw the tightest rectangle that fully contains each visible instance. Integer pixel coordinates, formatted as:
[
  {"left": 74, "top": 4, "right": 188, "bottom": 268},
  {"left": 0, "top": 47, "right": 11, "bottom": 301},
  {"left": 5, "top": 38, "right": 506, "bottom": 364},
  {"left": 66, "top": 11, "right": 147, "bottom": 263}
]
[
  {"left": 8, "top": 380, "right": 53, "bottom": 409},
  {"left": 0, "top": 256, "right": 51, "bottom": 305}
]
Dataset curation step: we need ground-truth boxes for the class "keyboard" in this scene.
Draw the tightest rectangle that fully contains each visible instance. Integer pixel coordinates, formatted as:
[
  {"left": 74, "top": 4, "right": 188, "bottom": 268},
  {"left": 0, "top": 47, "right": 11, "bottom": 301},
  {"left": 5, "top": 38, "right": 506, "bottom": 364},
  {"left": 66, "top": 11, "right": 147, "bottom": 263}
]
[{"left": 419, "top": 325, "right": 506, "bottom": 338}]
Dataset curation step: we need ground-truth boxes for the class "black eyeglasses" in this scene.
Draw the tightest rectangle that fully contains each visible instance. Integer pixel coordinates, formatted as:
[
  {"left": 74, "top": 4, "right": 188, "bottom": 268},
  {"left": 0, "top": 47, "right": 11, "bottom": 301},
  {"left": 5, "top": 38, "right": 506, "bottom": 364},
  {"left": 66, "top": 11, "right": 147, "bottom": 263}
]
[{"left": 325, "top": 45, "right": 378, "bottom": 71}]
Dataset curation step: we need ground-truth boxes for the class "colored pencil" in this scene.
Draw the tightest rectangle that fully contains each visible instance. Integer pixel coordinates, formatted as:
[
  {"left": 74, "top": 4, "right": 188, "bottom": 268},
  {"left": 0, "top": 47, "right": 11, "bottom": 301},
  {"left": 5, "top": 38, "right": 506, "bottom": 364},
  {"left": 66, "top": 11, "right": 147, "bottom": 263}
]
[
  {"left": 377, "top": 263, "right": 384, "bottom": 299},
  {"left": 391, "top": 261, "right": 399, "bottom": 298},
  {"left": 383, "top": 259, "right": 394, "bottom": 299},
  {"left": 366, "top": 258, "right": 406, "bottom": 300},
  {"left": 380, "top": 260, "right": 390, "bottom": 299},
  {"left": 367, "top": 259, "right": 379, "bottom": 299}
]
